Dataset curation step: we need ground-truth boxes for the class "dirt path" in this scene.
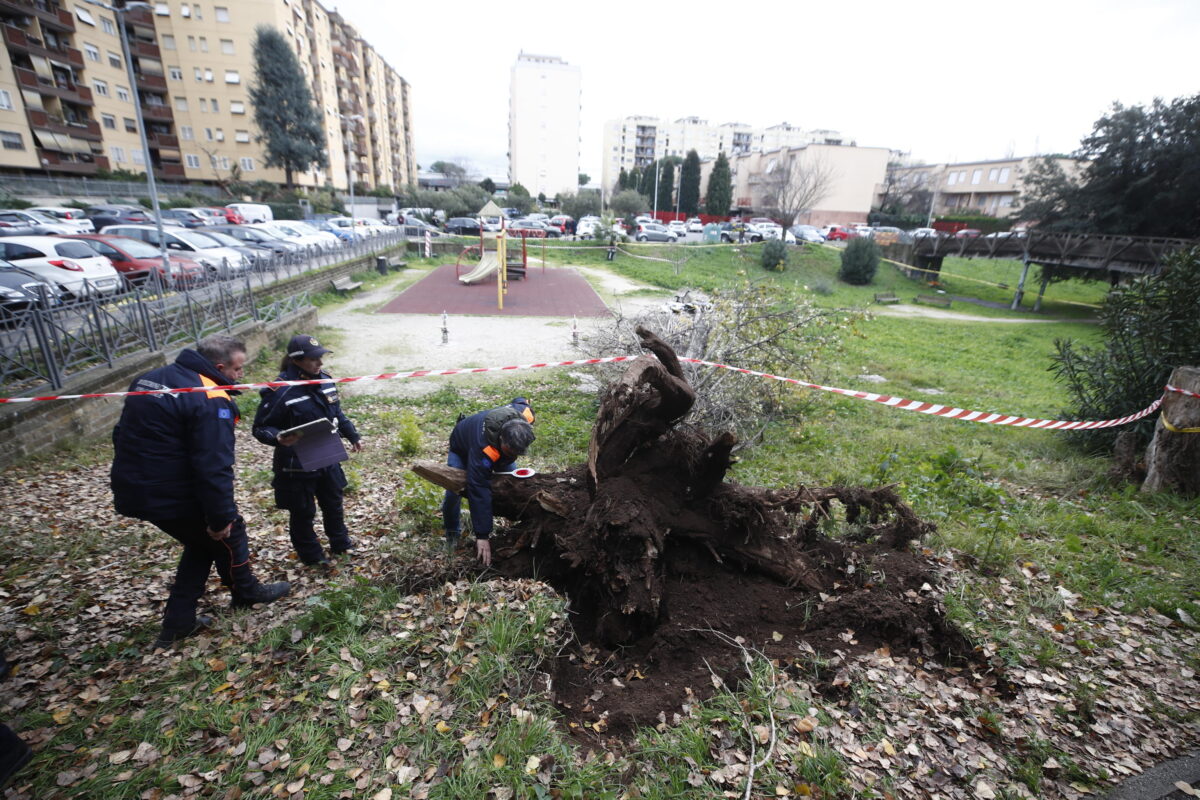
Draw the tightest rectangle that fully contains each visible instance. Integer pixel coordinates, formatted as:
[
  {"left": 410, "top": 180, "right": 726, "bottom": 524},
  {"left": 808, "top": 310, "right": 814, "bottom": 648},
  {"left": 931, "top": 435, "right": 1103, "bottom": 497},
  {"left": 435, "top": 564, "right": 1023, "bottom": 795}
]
[
  {"left": 873, "top": 303, "right": 1092, "bottom": 323},
  {"left": 316, "top": 264, "right": 666, "bottom": 397}
]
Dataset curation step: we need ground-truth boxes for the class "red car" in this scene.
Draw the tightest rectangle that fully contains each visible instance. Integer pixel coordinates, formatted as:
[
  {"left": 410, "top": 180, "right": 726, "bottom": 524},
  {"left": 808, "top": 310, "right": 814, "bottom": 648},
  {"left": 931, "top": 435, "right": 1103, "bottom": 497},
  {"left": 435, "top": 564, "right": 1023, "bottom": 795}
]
[
  {"left": 825, "top": 225, "right": 854, "bottom": 241},
  {"left": 66, "top": 234, "right": 206, "bottom": 287},
  {"left": 202, "top": 206, "right": 245, "bottom": 225}
]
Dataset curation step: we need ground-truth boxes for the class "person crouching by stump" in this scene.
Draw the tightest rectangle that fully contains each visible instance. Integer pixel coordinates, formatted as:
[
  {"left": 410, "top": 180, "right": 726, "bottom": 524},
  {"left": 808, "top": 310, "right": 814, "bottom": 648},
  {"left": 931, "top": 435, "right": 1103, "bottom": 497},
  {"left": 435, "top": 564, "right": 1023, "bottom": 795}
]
[
  {"left": 443, "top": 398, "right": 536, "bottom": 566},
  {"left": 253, "top": 335, "right": 364, "bottom": 567}
]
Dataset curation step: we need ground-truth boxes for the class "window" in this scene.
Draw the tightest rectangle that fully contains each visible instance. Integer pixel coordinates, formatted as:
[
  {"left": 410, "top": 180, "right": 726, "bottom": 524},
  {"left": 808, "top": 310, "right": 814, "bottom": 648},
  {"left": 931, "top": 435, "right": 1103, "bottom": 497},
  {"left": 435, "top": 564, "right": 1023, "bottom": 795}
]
[
  {"left": 162, "top": 34, "right": 176, "bottom": 50},
  {"left": 239, "top": 156, "right": 254, "bottom": 171},
  {"left": 199, "top": 37, "right": 208, "bottom": 52},
  {"left": 971, "top": 169, "right": 982, "bottom": 185},
  {"left": 100, "top": 16, "right": 115, "bottom": 34},
  {"left": 194, "top": 67, "right": 202, "bottom": 81},
  {"left": 154, "top": 2, "right": 170, "bottom": 14},
  {"left": 168, "top": 67, "right": 182, "bottom": 80},
  {"left": 74, "top": 5, "right": 96, "bottom": 25},
  {"left": 192, "top": 3, "right": 201, "bottom": 18},
  {"left": 185, "top": 154, "right": 201, "bottom": 168},
  {"left": 198, "top": 98, "right": 208, "bottom": 112},
  {"left": 0, "top": 131, "right": 24, "bottom": 150},
  {"left": 235, "top": 129, "right": 249, "bottom": 142},
  {"left": 115, "top": 85, "right": 130, "bottom": 102},
  {"left": 998, "top": 167, "right": 1010, "bottom": 184},
  {"left": 947, "top": 172, "right": 956, "bottom": 186},
  {"left": 180, "top": 4, "right": 190, "bottom": 16},
  {"left": 101, "top": 113, "right": 116, "bottom": 129},
  {"left": 210, "top": 98, "right": 218, "bottom": 112},
  {"left": 203, "top": 127, "right": 214, "bottom": 140},
  {"left": 93, "top": 79, "right": 109, "bottom": 97},
  {"left": 220, "top": 39, "right": 234, "bottom": 55},
  {"left": 204, "top": 69, "right": 213, "bottom": 82},
  {"left": 180, "top": 125, "right": 193, "bottom": 140},
  {"left": 109, "top": 145, "right": 126, "bottom": 163},
  {"left": 215, "top": 6, "right": 229, "bottom": 21},
  {"left": 122, "top": 117, "right": 136, "bottom": 132},
  {"left": 173, "top": 96, "right": 188, "bottom": 111},
  {"left": 108, "top": 51, "right": 121, "bottom": 68},
  {"left": 229, "top": 101, "right": 244, "bottom": 114},
  {"left": 214, "top": 128, "right": 224, "bottom": 141},
  {"left": 131, "top": 149, "right": 144, "bottom": 165},
  {"left": 187, "top": 35, "right": 196, "bottom": 51},
  {"left": 84, "top": 43, "right": 100, "bottom": 62},
  {"left": 0, "top": 90, "right": 11, "bottom": 111},
  {"left": 958, "top": 171, "right": 968, "bottom": 183},
  {"left": 988, "top": 168, "right": 998, "bottom": 182}
]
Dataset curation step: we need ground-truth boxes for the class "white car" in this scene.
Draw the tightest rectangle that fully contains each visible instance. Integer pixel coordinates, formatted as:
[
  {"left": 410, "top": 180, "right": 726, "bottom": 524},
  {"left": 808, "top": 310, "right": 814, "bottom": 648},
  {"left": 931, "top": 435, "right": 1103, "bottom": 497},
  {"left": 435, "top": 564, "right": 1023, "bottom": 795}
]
[
  {"left": 277, "top": 220, "right": 342, "bottom": 249},
  {"left": 790, "top": 225, "right": 825, "bottom": 243},
  {"left": 255, "top": 221, "right": 336, "bottom": 252},
  {"left": 357, "top": 218, "right": 390, "bottom": 237},
  {"left": 28, "top": 207, "right": 95, "bottom": 233},
  {"left": 667, "top": 220, "right": 688, "bottom": 238},
  {"left": 852, "top": 224, "right": 874, "bottom": 238},
  {"left": 909, "top": 227, "right": 940, "bottom": 239},
  {"left": 0, "top": 209, "right": 78, "bottom": 235},
  {"left": 576, "top": 219, "right": 598, "bottom": 238},
  {"left": 0, "top": 236, "right": 122, "bottom": 298},
  {"left": 99, "top": 224, "right": 250, "bottom": 274},
  {"left": 686, "top": 217, "right": 704, "bottom": 233}
]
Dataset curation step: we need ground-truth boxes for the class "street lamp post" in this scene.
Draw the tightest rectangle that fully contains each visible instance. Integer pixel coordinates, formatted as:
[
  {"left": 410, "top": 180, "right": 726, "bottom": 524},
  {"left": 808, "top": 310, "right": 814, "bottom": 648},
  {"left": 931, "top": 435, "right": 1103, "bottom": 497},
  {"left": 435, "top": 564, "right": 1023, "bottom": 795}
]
[
  {"left": 84, "top": 0, "right": 171, "bottom": 283},
  {"left": 338, "top": 113, "right": 363, "bottom": 230}
]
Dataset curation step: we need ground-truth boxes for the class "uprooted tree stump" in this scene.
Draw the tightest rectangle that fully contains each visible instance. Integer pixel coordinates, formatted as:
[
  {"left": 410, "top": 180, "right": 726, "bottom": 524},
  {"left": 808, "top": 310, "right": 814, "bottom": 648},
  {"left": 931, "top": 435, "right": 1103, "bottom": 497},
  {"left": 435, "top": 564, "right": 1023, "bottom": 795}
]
[
  {"left": 414, "top": 327, "right": 942, "bottom": 650},
  {"left": 1142, "top": 366, "right": 1200, "bottom": 497}
]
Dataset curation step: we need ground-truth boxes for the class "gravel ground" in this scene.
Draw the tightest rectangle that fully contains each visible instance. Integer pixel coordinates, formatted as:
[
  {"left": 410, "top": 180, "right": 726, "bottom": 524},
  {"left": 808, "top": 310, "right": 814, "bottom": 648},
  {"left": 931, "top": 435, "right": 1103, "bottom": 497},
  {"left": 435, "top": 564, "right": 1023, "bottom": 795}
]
[{"left": 316, "top": 264, "right": 666, "bottom": 397}]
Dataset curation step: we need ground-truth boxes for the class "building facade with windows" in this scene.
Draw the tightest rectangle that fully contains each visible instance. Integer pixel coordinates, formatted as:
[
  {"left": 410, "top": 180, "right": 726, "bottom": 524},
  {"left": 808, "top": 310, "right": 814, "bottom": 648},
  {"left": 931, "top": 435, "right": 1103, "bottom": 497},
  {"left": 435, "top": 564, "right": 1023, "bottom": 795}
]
[
  {"left": 885, "top": 156, "right": 1083, "bottom": 219},
  {"left": 601, "top": 116, "right": 852, "bottom": 194},
  {"left": 508, "top": 52, "right": 580, "bottom": 199},
  {"left": 0, "top": 0, "right": 414, "bottom": 191}
]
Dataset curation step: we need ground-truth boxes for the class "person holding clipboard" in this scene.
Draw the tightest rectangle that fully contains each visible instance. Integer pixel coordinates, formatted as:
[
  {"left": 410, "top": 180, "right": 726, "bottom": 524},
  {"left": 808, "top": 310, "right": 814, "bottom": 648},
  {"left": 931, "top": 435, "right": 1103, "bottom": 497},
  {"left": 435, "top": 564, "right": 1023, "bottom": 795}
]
[{"left": 253, "top": 335, "right": 364, "bottom": 567}]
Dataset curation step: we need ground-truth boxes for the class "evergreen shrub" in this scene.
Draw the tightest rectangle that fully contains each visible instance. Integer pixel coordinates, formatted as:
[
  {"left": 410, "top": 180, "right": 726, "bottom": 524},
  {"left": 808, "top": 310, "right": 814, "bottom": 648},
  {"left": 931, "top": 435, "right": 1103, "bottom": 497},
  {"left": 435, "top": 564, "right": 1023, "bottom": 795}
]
[{"left": 838, "top": 238, "right": 880, "bottom": 285}]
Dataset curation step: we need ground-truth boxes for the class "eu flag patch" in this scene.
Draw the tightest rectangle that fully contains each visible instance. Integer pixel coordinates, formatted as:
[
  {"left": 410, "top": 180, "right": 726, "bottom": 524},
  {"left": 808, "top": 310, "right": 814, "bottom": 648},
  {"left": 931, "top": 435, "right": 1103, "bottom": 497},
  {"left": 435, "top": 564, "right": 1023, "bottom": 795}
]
[{"left": 218, "top": 408, "right": 231, "bottom": 419}]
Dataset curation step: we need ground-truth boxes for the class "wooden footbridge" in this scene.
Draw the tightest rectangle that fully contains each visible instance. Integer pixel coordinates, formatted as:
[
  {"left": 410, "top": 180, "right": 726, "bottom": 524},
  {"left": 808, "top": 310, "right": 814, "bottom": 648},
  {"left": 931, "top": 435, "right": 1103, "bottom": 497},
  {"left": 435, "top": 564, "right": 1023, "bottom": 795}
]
[{"left": 894, "top": 231, "right": 1198, "bottom": 310}]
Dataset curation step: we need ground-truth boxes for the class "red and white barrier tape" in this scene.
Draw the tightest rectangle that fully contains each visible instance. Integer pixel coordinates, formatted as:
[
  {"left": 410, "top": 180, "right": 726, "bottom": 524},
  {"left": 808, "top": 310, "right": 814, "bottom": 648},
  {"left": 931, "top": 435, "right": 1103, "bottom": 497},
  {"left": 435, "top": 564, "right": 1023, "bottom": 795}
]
[{"left": 0, "top": 354, "right": 1180, "bottom": 430}]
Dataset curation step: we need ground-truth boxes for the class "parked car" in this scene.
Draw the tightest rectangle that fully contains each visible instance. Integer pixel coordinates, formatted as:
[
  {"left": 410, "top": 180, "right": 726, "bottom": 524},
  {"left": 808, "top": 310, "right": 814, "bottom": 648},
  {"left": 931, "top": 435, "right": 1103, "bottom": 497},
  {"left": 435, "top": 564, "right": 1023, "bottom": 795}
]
[
  {"left": 955, "top": 228, "right": 982, "bottom": 239},
  {"left": 686, "top": 218, "right": 704, "bottom": 233},
  {"left": 508, "top": 219, "right": 549, "bottom": 238},
  {"left": 211, "top": 224, "right": 305, "bottom": 253},
  {"left": 159, "top": 208, "right": 212, "bottom": 228},
  {"left": 226, "top": 203, "right": 273, "bottom": 223},
  {"left": 190, "top": 229, "right": 272, "bottom": 265},
  {"left": 852, "top": 224, "right": 874, "bottom": 238},
  {"left": 576, "top": 218, "right": 598, "bottom": 238},
  {"left": 636, "top": 222, "right": 678, "bottom": 243},
  {"left": 983, "top": 229, "right": 1027, "bottom": 239},
  {"left": 500, "top": 207, "right": 521, "bottom": 220},
  {"left": 445, "top": 217, "right": 483, "bottom": 236},
  {"left": 275, "top": 220, "right": 340, "bottom": 250},
  {"left": 789, "top": 225, "right": 826, "bottom": 243},
  {"left": 0, "top": 236, "right": 123, "bottom": 298},
  {"left": 824, "top": 225, "right": 854, "bottom": 241},
  {"left": 0, "top": 260, "right": 63, "bottom": 320},
  {"left": 0, "top": 209, "right": 78, "bottom": 235},
  {"left": 549, "top": 214, "right": 574, "bottom": 233},
  {"left": 311, "top": 219, "right": 363, "bottom": 242},
  {"left": 28, "top": 207, "right": 95, "bottom": 233},
  {"left": 86, "top": 204, "right": 158, "bottom": 230},
  {"left": 667, "top": 220, "right": 688, "bottom": 238},
  {"left": 253, "top": 221, "right": 332, "bottom": 252},
  {"left": 190, "top": 207, "right": 232, "bottom": 226},
  {"left": 99, "top": 224, "right": 250, "bottom": 275},
  {"left": 909, "top": 227, "right": 940, "bottom": 239},
  {"left": 480, "top": 216, "right": 503, "bottom": 233},
  {"left": 400, "top": 215, "right": 443, "bottom": 237},
  {"left": 67, "top": 234, "right": 205, "bottom": 286},
  {"left": 717, "top": 221, "right": 763, "bottom": 243}
]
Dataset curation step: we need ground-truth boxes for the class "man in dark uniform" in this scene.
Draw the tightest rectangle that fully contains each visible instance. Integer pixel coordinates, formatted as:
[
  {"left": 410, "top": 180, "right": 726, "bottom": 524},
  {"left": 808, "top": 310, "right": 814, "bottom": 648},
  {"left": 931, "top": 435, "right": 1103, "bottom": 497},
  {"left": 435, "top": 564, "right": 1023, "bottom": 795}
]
[
  {"left": 443, "top": 398, "right": 535, "bottom": 566},
  {"left": 252, "top": 335, "right": 363, "bottom": 567},
  {"left": 111, "top": 334, "right": 290, "bottom": 650}
]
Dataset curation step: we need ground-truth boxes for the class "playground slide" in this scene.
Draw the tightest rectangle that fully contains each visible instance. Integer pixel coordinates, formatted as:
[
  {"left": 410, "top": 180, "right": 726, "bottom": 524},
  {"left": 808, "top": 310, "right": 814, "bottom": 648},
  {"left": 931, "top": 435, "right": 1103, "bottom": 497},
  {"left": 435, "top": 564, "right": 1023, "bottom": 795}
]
[{"left": 459, "top": 251, "right": 500, "bottom": 285}]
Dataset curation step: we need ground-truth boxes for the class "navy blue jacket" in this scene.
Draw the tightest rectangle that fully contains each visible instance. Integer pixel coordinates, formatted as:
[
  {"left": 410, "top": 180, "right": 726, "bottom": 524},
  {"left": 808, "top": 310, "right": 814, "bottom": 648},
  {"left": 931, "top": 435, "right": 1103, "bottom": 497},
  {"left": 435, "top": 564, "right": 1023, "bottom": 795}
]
[
  {"left": 251, "top": 363, "right": 360, "bottom": 474},
  {"left": 111, "top": 349, "right": 241, "bottom": 529},
  {"left": 449, "top": 398, "right": 534, "bottom": 538}
]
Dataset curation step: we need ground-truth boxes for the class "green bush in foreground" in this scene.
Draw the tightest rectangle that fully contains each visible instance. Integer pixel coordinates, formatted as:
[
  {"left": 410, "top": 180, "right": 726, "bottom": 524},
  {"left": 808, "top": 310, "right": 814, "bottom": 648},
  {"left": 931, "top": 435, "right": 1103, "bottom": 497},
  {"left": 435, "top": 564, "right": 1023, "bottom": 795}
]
[
  {"left": 838, "top": 237, "right": 880, "bottom": 285},
  {"left": 761, "top": 238, "right": 788, "bottom": 271}
]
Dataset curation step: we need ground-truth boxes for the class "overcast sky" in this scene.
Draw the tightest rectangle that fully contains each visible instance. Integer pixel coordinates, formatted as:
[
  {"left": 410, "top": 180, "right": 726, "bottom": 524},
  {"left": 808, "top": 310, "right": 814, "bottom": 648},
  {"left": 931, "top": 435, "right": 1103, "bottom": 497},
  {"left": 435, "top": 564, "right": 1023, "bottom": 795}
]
[{"left": 327, "top": 0, "right": 1199, "bottom": 182}]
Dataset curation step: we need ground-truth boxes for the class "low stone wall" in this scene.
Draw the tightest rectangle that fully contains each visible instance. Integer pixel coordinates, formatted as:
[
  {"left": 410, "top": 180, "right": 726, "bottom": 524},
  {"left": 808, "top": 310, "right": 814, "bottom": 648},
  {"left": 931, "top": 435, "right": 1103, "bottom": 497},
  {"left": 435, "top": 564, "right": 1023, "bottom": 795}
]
[
  {"left": 263, "top": 245, "right": 405, "bottom": 299},
  {"left": 0, "top": 307, "right": 317, "bottom": 468}
]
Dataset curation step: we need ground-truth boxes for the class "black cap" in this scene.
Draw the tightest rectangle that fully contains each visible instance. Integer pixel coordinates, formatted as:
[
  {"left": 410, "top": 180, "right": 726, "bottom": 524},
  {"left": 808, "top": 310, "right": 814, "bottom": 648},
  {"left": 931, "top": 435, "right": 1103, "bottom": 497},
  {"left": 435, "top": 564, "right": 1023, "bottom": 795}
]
[{"left": 287, "top": 334, "right": 330, "bottom": 359}]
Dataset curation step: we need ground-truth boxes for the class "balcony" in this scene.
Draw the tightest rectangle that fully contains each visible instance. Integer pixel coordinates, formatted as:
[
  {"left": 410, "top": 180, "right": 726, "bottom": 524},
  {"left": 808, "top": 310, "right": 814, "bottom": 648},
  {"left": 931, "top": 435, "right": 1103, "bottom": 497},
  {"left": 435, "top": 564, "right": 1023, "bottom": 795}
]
[
  {"left": 147, "top": 132, "right": 179, "bottom": 149},
  {"left": 134, "top": 72, "right": 167, "bottom": 91},
  {"left": 139, "top": 103, "right": 174, "bottom": 123},
  {"left": 0, "top": 0, "right": 75, "bottom": 31},
  {"left": 13, "top": 66, "right": 93, "bottom": 105},
  {"left": 158, "top": 163, "right": 185, "bottom": 178},
  {"left": 27, "top": 108, "right": 101, "bottom": 141},
  {"left": 128, "top": 39, "right": 161, "bottom": 59},
  {"left": 2, "top": 26, "right": 83, "bottom": 67},
  {"left": 37, "top": 150, "right": 100, "bottom": 175},
  {"left": 122, "top": 5, "right": 153, "bottom": 24}
]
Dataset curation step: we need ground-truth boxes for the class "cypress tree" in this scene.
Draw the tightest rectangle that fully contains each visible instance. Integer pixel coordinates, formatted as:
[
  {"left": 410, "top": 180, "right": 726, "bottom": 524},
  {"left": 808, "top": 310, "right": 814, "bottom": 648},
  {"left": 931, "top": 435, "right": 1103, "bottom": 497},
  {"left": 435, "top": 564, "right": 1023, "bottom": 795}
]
[
  {"left": 679, "top": 150, "right": 702, "bottom": 215},
  {"left": 639, "top": 161, "right": 656, "bottom": 198},
  {"left": 657, "top": 160, "right": 675, "bottom": 211},
  {"left": 705, "top": 152, "right": 733, "bottom": 217},
  {"left": 617, "top": 167, "right": 628, "bottom": 191},
  {"left": 250, "top": 26, "right": 328, "bottom": 188}
]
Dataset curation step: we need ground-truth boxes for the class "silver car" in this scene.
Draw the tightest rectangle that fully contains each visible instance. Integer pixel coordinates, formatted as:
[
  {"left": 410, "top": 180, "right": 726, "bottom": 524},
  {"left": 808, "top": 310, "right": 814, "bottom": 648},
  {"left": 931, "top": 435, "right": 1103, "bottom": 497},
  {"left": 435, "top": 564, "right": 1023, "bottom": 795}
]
[{"left": 99, "top": 224, "right": 250, "bottom": 275}]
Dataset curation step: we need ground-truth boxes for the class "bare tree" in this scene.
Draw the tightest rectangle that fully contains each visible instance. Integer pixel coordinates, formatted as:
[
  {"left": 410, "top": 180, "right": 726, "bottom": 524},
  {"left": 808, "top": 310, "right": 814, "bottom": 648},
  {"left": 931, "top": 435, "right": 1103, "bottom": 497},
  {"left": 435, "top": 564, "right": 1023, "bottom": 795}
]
[
  {"left": 758, "top": 150, "right": 835, "bottom": 227},
  {"left": 200, "top": 145, "right": 242, "bottom": 198}
]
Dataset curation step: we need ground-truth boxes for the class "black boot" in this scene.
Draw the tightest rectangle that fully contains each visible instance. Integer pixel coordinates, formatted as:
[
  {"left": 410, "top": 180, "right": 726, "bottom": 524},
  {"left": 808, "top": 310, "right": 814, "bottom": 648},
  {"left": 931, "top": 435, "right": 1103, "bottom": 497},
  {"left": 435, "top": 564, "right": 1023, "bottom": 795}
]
[
  {"left": 231, "top": 581, "right": 290, "bottom": 609},
  {"left": 150, "top": 614, "right": 214, "bottom": 650},
  {"left": 0, "top": 723, "right": 32, "bottom": 791}
]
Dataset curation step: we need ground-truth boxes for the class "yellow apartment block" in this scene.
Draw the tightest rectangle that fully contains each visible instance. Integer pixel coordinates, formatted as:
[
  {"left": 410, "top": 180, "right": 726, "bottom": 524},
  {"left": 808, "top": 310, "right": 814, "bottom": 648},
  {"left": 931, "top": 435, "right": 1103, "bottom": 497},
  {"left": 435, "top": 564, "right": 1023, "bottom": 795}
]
[{"left": 0, "top": 0, "right": 413, "bottom": 191}]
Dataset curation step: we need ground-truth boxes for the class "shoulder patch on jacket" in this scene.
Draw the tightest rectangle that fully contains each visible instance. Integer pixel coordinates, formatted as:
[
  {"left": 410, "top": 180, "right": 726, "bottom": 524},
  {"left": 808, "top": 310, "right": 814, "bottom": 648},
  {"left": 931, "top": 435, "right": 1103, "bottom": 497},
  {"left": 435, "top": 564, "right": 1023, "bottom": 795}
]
[{"left": 218, "top": 407, "right": 232, "bottom": 419}]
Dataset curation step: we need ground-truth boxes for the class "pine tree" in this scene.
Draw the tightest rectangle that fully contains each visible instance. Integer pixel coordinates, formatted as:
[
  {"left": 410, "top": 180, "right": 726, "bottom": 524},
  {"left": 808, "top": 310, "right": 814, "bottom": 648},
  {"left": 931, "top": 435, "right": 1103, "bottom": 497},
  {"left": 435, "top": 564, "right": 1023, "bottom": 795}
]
[
  {"left": 705, "top": 152, "right": 733, "bottom": 217},
  {"left": 679, "top": 150, "right": 702, "bottom": 216},
  {"left": 249, "top": 26, "right": 327, "bottom": 187},
  {"left": 639, "top": 161, "right": 657, "bottom": 198},
  {"left": 657, "top": 160, "right": 675, "bottom": 212},
  {"left": 628, "top": 167, "right": 641, "bottom": 196},
  {"left": 617, "top": 167, "right": 628, "bottom": 191}
]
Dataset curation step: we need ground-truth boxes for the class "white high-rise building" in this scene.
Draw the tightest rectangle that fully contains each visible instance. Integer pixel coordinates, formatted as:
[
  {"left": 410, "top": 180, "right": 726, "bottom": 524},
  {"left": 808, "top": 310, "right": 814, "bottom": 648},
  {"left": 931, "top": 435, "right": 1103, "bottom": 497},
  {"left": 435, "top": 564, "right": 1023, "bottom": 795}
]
[
  {"left": 508, "top": 53, "right": 580, "bottom": 199},
  {"left": 601, "top": 117, "right": 852, "bottom": 193}
]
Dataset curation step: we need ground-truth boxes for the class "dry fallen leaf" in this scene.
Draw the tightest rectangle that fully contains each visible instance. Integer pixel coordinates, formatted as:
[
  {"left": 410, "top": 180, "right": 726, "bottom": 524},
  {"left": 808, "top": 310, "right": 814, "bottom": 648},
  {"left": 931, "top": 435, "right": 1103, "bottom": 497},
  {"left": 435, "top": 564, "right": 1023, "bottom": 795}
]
[
  {"left": 435, "top": 720, "right": 451, "bottom": 734},
  {"left": 524, "top": 755, "right": 540, "bottom": 774},
  {"left": 1174, "top": 782, "right": 1199, "bottom": 798},
  {"left": 108, "top": 749, "right": 132, "bottom": 765},
  {"left": 974, "top": 780, "right": 996, "bottom": 799},
  {"left": 493, "top": 753, "right": 507, "bottom": 768},
  {"left": 372, "top": 789, "right": 392, "bottom": 800}
]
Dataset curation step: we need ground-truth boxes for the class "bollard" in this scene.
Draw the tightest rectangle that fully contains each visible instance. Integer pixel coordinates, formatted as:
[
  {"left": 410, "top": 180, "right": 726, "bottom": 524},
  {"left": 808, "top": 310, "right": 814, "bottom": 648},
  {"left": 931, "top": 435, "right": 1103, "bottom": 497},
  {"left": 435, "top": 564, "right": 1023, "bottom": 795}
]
[
  {"left": 572, "top": 315, "right": 579, "bottom": 347},
  {"left": 441, "top": 310, "right": 449, "bottom": 345},
  {"left": 376, "top": 256, "right": 387, "bottom": 276}
]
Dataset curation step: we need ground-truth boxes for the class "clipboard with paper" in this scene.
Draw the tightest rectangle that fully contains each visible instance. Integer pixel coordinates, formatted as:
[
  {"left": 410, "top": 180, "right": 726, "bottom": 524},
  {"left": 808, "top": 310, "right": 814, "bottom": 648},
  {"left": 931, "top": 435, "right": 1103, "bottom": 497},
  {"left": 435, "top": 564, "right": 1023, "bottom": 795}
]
[{"left": 279, "top": 418, "right": 347, "bottom": 471}]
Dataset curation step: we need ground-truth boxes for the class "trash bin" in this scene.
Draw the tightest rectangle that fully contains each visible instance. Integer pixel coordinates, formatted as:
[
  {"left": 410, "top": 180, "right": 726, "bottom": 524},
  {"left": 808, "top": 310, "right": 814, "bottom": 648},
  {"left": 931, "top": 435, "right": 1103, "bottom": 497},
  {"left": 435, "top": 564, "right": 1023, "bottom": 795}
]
[{"left": 376, "top": 256, "right": 387, "bottom": 276}]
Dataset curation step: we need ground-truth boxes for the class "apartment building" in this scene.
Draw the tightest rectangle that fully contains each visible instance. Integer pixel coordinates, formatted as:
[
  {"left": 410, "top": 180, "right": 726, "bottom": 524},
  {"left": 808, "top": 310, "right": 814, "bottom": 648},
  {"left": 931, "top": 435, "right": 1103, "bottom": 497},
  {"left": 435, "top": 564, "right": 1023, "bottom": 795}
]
[
  {"left": 886, "top": 156, "right": 1083, "bottom": 219},
  {"left": 508, "top": 52, "right": 580, "bottom": 199},
  {"left": 0, "top": 0, "right": 414, "bottom": 192},
  {"left": 700, "top": 142, "right": 890, "bottom": 227},
  {"left": 601, "top": 116, "right": 852, "bottom": 192}
]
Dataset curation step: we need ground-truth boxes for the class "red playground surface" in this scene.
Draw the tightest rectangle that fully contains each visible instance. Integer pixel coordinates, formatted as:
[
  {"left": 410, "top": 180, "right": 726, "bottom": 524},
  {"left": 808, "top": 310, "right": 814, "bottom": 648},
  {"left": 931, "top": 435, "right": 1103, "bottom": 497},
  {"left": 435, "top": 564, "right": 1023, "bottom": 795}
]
[{"left": 378, "top": 264, "right": 612, "bottom": 317}]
